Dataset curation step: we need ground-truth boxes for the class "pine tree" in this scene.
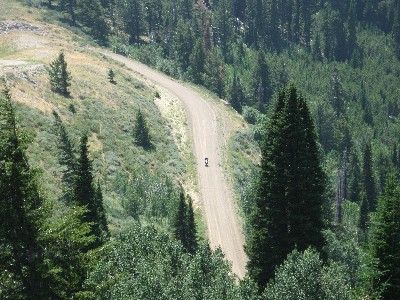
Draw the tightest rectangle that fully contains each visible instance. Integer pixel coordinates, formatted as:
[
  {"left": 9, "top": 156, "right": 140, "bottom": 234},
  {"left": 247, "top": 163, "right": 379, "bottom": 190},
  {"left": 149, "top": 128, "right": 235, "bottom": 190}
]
[
  {"left": 95, "top": 181, "right": 109, "bottom": 240},
  {"left": 393, "top": 1, "right": 400, "bottom": 60},
  {"left": 108, "top": 68, "right": 116, "bottom": 84},
  {"left": 347, "top": 0, "right": 357, "bottom": 60},
  {"left": 253, "top": 50, "right": 271, "bottom": 111},
  {"left": 60, "top": 0, "right": 77, "bottom": 24},
  {"left": 53, "top": 111, "right": 76, "bottom": 203},
  {"left": 189, "top": 39, "right": 206, "bottom": 84},
  {"left": 173, "top": 191, "right": 197, "bottom": 254},
  {"left": 349, "top": 151, "right": 361, "bottom": 202},
  {"left": 312, "top": 33, "right": 323, "bottom": 61},
  {"left": 74, "top": 134, "right": 103, "bottom": 248},
  {"left": 0, "top": 90, "right": 50, "bottom": 298},
  {"left": 48, "top": 50, "right": 71, "bottom": 96},
  {"left": 204, "top": 47, "right": 226, "bottom": 98},
  {"left": 246, "top": 85, "right": 325, "bottom": 291},
  {"left": 229, "top": 71, "right": 244, "bottom": 113},
  {"left": 173, "top": 191, "right": 188, "bottom": 248},
  {"left": 133, "top": 109, "right": 151, "bottom": 149},
  {"left": 358, "top": 192, "right": 369, "bottom": 231},
  {"left": 363, "top": 142, "right": 377, "bottom": 212},
  {"left": 392, "top": 143, "right": 399, "bottom": 171},
  {"left": 330, "top": 69, "right": 344, "bottom": 116},
  {"left": 371, "top": 172, "right": 400, "bottom": 299},
  {"left": 186, "top": 197, "right": 198, "bottom": 254},
  {"left": 77, "top": 0, "right": 109, "bottom": 44}
]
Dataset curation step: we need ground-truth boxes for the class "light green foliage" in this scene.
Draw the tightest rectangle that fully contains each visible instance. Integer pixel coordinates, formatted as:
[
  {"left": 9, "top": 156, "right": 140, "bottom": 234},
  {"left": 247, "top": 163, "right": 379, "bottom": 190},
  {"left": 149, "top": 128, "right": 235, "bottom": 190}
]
[
  {"left": 114, "top": 170, "right": 177, "bottom": 223},
  {"left": 323, "top": 201, "right": 364, "bottom": 287},
  {"left": 263, "top": 248, "right": 352, "bottom": 300},
  {"left": 85, "top": 224, "right": 243, "bottom": 299},
  {"left": 41, "top": 205, "right": 95, "bottom": 299}
]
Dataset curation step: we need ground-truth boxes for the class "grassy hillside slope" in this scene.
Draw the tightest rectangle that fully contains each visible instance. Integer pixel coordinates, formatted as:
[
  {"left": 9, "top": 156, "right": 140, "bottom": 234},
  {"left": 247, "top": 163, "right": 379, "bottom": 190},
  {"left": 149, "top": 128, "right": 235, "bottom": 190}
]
[{"left": 0, "top": 0, "right": 195, "bottom": 230}]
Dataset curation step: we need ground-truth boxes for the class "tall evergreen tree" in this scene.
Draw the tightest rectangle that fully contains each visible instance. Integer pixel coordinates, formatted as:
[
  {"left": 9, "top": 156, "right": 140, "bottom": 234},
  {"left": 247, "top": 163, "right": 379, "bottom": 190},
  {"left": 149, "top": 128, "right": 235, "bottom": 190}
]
[
  {"left": 53, "top": 111, "right": 76, "bottom": 203},
  {"left": 173, "top": 191, "right": 197, "bottom": 254},
  {"left": 229, "top": 71, "right": 244, "bottom": 113},
  {"left": 133, "top": 109, "right": 151, "bottom": 149},
  {"left": 393, "top": 1, "right": 400, "bottom": 60},
  {"left": 95, "top": 180, "right": 109, "bottom": 240},
  {"left": 116, "top": 0, "right": 145, "bottom": 43},
  {"left": 253, "top": 50, "right": 271, "bottom": 111},
  {"left": 173, "top": 191, "right": 188, "bottom": 249},
  {"left": 74, "top": 134, "right": 103, "bottom": 248},
  {"left": 186, "top": 196, "right": 198, "bottom": 254},
  {"left": 77, "top": 0, "right": 109, "bottom": 44},
  {"left": 371, "top": 172, "right": 400, "bottom": 299},
  {"left": 204, "top": 47, "right": 226, "bottom": 98},
  {"left": 349, "top": 150, "right": 362, "bottom": 202},
  {"left": 363, "top": 142, "right": 377, "bottom": 212},
  {"left": 189, "top": 38, "right": 206, "bottom": 84},
  {"left": 0, "top": 90, "right": 50, "bottom": 298},
  {"left": 59, "top": 0, "right": 77, "bottom": 24},
  {"left": 358, "top": 192, "right": 369, "bottom": 231},
  {"left": 48, "top": 50, "right": 71, "bottom": 96},
  {"left": 246, "top": 85, "right": 325, "bottom": 291}
]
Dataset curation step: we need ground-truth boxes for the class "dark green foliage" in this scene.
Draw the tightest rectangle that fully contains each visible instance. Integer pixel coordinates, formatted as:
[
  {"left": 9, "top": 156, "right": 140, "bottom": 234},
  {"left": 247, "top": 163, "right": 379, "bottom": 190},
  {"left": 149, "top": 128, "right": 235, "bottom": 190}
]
[
  {"left": 189, "top": 39, "right": 206, "bottom": 84},
  {"left": 330, "top": 69, "right": 344, "bottom": 116},
  {"left": 74, "top": 134, "right": 106, "bottom": 248},
  {"left": 186, "top": 197, "right": 197, "bottom": 254},
  {"left": 95, "top": 181, "right": 109, "bottom": 239},
  {"left": 77, "top": 0, "right": 109, "bottom": 44},
  {"left": 59, "top": 0, "right": 77, "bottom": 24},
  {"left": 133, "top": 109, "right": 151, "bottom": 149},
  {"left": 370, "top": 172, "right": 400, "bottom": 299},
  {"left": 246, "top": 85, "right": 325, "bottom": 290},
  {"left": 229, "top": 71, "right": 244, "bottom": 113},
  {"left": 48, "top": 50, "right": 71, "bottom": 96},
  {"left": 0, "top": 90, "right": 49, "bottom": 298},
  {"left": 172, "top": 20, "right": 195, "bottom": 72},
  {"left": 173, "top": 191, "right": 187, "bottom": 247},
  {"left": 107, "top": 68, "right": 116, "bottom": 84},
  {"left": 394, "top": 2, "right": 400, "bottom": 60},
  {"left": 53, "top": 110, "right": 76, "bottom": 203},
  {"left": 359, "top": 192, "right": 369, "bottom": 231},
  {"left": 204, "top": 47, "right": 226, "bottom": 98},
  {"left": 253, "top": 50, "right": 271, "bottom": 111},
  {"left": 363, "top": 142, "right": 377, "bottom": 212},
  {"left": 348, "top": 150, "right": 362, "bottom": 202},
  {"left": 116, "top": 0, "right": 145, "bottom": 43},
  {"left": 173, "top": 191, "right": 198, "bottom": 254}
]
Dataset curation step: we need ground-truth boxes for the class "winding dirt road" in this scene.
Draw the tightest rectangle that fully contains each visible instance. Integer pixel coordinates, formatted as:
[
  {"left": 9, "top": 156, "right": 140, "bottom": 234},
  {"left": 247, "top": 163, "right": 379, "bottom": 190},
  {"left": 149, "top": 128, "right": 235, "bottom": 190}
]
[{"left": 101, "top": 51, "right": 247, "bottom": 278}]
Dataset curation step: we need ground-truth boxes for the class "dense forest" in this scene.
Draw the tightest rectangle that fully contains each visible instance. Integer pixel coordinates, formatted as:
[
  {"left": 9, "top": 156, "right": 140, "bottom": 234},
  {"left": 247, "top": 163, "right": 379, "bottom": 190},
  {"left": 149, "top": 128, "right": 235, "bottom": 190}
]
[{"left": 1, "top": 0, "right": 400, "bottom": 298}]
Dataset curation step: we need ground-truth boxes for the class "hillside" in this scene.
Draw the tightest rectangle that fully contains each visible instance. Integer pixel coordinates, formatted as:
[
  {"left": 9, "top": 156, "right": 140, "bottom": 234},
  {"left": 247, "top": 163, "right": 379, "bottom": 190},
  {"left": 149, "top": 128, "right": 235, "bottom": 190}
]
[
  {"left": 2, "top": 0, "right": 400, "bottom": 299},
  {"left": 0, "top": 1, "right": 200, "bottom": 230}
]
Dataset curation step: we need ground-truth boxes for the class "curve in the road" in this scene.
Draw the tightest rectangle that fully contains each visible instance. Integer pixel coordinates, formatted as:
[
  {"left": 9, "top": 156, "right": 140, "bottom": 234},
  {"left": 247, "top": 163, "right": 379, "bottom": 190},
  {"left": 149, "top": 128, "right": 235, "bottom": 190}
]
[{"left": 101, "top": 51, "right": 247, "bottom": 278}]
